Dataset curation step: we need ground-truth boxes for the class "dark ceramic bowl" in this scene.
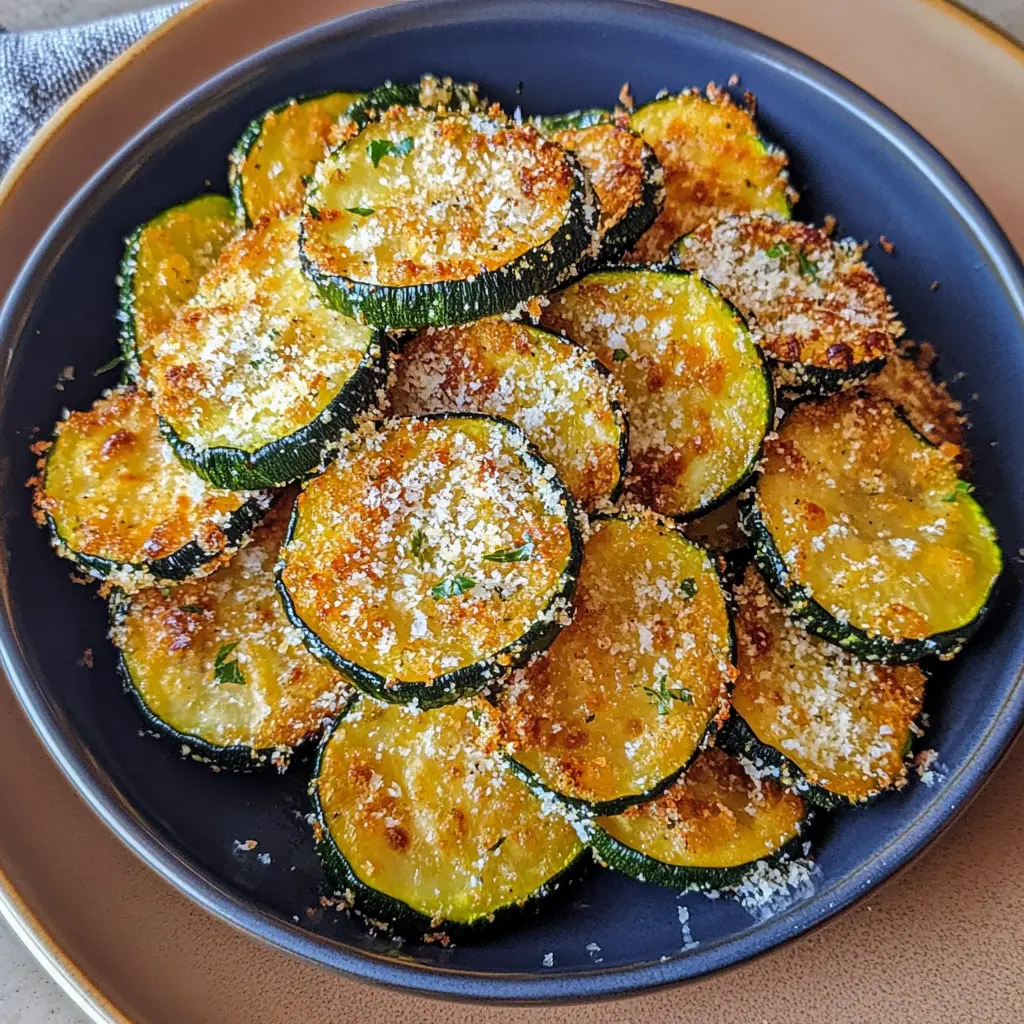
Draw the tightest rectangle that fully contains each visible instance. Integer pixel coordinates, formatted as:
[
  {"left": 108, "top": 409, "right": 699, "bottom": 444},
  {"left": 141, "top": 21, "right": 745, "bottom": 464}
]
[{"left": 1, "top": 0, "right": 1022, "bottom": 1003}]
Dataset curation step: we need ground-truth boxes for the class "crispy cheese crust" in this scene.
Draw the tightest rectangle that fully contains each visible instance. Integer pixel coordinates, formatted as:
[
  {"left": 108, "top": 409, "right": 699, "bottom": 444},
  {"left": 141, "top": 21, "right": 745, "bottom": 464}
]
[{"left": 389, "top": 318, "right": 627, "bottom": 508}]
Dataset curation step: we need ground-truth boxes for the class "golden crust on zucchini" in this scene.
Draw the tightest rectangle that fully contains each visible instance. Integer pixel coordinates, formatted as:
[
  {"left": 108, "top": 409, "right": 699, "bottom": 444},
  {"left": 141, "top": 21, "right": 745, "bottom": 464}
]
[
  {"left": 33, "top": 387, "right": 264, "bottom": 581},
  {"left": 303, "top": 108, "right": 579, "bottom": 287},
  {"left": 628, "top": 88, "right": 792, "bottom": 262},
  {"left": 389, "top": 318, "right": 626, "bottom": 508},
  {"left": 733, "top": 564, "right": 925, "bottom": 802},
  {"left": 677, "top": 213, "right": 902, "bottom": 374}
]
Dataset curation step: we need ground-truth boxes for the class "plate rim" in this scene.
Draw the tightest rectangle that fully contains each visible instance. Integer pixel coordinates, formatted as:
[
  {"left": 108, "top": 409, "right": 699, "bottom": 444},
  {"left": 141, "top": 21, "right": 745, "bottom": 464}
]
[{"left": 2, "top": 0, "right": 1024, "bottom": 1005}]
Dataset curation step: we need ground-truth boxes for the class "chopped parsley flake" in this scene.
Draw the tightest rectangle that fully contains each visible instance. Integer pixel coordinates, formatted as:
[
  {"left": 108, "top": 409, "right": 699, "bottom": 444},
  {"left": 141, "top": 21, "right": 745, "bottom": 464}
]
[
  {"left": 307, "top": 205, "right": 321, "bottom": 220},
  {"left": 488, "top": 835, "right": 507, "bottom": 853},
  {"left": 764, "top": 241, "right": 791, "bottom": 259},
  {"left": 942, "top": 480, "right": 973, "bottom": 502},
  {"left": 346, "top": 207, "right": 375, "bottom": 216},
  {"left": 612, "top": 349, "right": 630, "bottom": 362},
  {"left": 92, "top": 354, "right": 124, "bottom": 377},
  {"left": 679, "top": 577, "right": 697, "bottom": 598},
  {"left": 430, "top": 575, "right": 476, "bottom": 600},
  {"left": 483, "top": 535, "right": 534, "bottom": 563},
  {"left": 368, "top": 137, "right": 414, "bottom": 168},
  {"left": 797, "top": 250, "right": 819, "bottom": 279},
  {"left": 213, "top": 641, "right": 245, "bottom": 685},
  {"left": 410, "top": 528, "right": 428, "bottom": 562},
  {"left": 179, "top": 604, "right": 203, "bottom": 614},
  {"left": 643, "top": 676, "right": 694, "bottom": 715}
]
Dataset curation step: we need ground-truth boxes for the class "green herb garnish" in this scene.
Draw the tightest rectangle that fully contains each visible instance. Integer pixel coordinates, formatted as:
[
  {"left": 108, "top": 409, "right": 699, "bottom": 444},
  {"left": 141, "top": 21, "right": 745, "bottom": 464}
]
[
  {"left": 92, "top": 354, "right": 124, "bottom": 377},
  {"left": 307, "top": 205, "right": 321, "bottom": 220},
  {"left": 410, "top": 528, "right": 428, "bottom": 563},
  {"left": 797, "top": 250, "right": 820, "bottom": 279},
  {"left": 679, "top": 577, "right": 697, "bottom": 598},
  {"left": 368, "top": 137, "right": 414, "bottom": 168},
  {"left": 764, "top": 241, "right": 791, "bottom": 259},
  {"left": 346, "top": 207, "right": 375, "bottom": 216},
  {"left": 179, "top": 604, "right": 203, "bottom": 614},
  {"left": 483, "top": 536, "right": 534, "bottom": 563},
  {"left": 430, "top": 575, "right": 476, "bottom": 599},
  {"left": 213, "top": 641, "right": 245, "bottom": 685},
  {"left": 942, "top": 480, "right": 973, "bottom": 502},
  {"left": 488, "top": 836, "right": 507, "bottom": 853},
  {"left": 643, "top": 676, "right": 694, "bottom": 715},
  {"left": 612, "top": 349, "right": 629, "bottom": 362}
]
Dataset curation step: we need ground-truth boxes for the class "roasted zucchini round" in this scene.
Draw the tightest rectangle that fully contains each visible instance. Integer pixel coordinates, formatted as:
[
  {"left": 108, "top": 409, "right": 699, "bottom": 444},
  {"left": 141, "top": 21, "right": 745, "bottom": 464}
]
[
  {"left": 229, "top": 91, "right": 362, "bottom": 224},
  {"left": 344, "top": 74, "right": 487, "bottom": 128},
  {"left": 541, "top": 267, "right": 773, "bottom": 518},
  {"left": 676, "top": 214, "right": 903, "bottom": 396},
  {"left": 111, "top": 502, "right": 350, "bottom": 769},
  {"left": 388, "top": 318, "right": 628, "bottom": 509},
  {"left": 300, "top": 106, "right": 599, "bottom": 328},
  {"left": 541, "top": 111, "right": 663, "bottom": 264},
  {"left": 628, "top": 88, "right": 793, "bottom": 262},
  {"left": 312, "top": 695, "right": 583, "bottom": 940},
  {"left": 32, "top": 386, "right": 270, "bottom": 591},
  {"left": 147, "top": 214, "right": 390, "bottom": 489},
  {"left": 277, "top": 414, "right": 583, "bottom": 707},
  {"left": 499, "top": 512, "right": 733, "bottom": 815},
  {"left": 118, "top": 194, "right": 237, "bottom": 375},
  {"left": 729, "top": 563, "right": 926, "bottom": 805},
  {"left": 588, "top": 747, "right": 809, "bottom": 890},
  {"left": 743, "top": 391, "right": 1002, "bottom": 662}
]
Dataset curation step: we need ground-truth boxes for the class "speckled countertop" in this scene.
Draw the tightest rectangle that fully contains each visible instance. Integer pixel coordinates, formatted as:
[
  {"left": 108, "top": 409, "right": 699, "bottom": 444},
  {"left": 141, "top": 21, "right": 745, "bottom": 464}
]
[{"left": 0, "top": 1, "right": 1021, "bottom": 1021}]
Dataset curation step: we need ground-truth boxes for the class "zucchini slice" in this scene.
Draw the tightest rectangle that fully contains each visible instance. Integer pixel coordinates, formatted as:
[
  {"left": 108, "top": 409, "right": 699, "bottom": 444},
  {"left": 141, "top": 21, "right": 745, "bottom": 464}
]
[
  {"left": 312, "top": 696, "right": 583, "bottom": 940},
  {"left": 866, "top": 341, "right": 967, "bottom": 468},
  {"left": 118, "top": 194, "right": 237, "bottom": 374},
  {"left": 147, "top": 214, "right": 390, "bottom": 490},
  {"left": 744, "top": 391, "right": 1002, "bottom": 662},
  {"left": 628, "top": 88, "right": 793, "bottom": 262},
  {"left": 111, "top": 502, "right": 349, "bottom": 769},
  {"left": 730, "top": 563, "right": 926, "bottom": 804},
  {"left": 498, "top": 512, "right": 733, "bottom": 816},
  {"left": 300, "top": 106, "right": 599, "bottom": 329},
  {"left": 229, "top": 91, "right": 362, "bottom": 224},
  {"left": 541, "top": 267, "right": 773, "bottom": 518},
  {"left": 675, "top": 214, "right": 903, "bottom": 396},
  {"left": 588, "top": 747, "right": 808, "bottom": 890},
  {"left": 388, "top": 318, "right": 628, "bottom": 509},
  {"left": 32, "top": 386, "right": 270, "bottom": 591},
  {"left": 277, "top": 415, "right": 583, "bottom": 708},
  {"left": 541, "top": 114, "right": 663, "bottom": 264}
]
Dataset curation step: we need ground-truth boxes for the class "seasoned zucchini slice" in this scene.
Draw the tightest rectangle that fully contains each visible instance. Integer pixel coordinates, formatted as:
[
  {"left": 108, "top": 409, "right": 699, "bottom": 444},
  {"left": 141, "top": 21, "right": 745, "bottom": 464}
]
[
  {"left": 541, "top": 267, "right": 773, "bottom": 518},
  {"left": 278, "top": 415, "right": 582, "bottom": 707},
  {"left": 229, "top": 91, "right": 362, "bottom": 224},
  {"left": 541, "top": 114, "right": 663, "bottom": 264},
  {"left": 676, "top": 214, "right": 902, "bottom": 396},
  {"left": 345, "top": 74, "right": 487, "bottom": 128},
  {"left": 628, "top": 88, "right": 793, "bottom": 262},
  {"left": 744, "top": 392, "right": 1002, "bottom": 662},
  {"left": 32, "top": 386, "right": 270, "bottom": 591},
  {"left": 389, "top": 318, "right": 628, "bottom": 508},
  {"left": 730, "top": 564, "right": 926, "bottom": 804},
  {"left": 866, "top": 341, "right": 967, "bottom": 468},
  {"left": 147, "top": 214, "right": 389, "bottom": 490},
  {"left": 111, "top": 502, "right": 349, "bottom": 769},
  {"left": 300, "top": 106, "right": 599, "bottom": 328},
  {"left": 312, "top": 696, "right": 583, "bottom": 940},
  {"left": 499, "top": 512, "right": 732, "bottom": 815},
  {"left": 588, "top": 747, "right": 808, "bottom": 890},
  {"left": 118, "top": 194, "right": 236, "bottom": 373}
]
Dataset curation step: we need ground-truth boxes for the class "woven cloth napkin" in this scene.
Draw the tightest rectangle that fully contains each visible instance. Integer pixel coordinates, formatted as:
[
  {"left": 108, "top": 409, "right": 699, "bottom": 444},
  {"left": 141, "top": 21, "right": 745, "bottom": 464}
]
[{"left": 0, "top": 3, "right": 185, "bottom": 177}]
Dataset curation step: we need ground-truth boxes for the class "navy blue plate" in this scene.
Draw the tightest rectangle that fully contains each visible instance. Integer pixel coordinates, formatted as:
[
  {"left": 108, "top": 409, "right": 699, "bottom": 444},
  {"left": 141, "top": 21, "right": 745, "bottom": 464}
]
[{"left": 1, "top": 0, "right": 1022, "bottom": 1002}]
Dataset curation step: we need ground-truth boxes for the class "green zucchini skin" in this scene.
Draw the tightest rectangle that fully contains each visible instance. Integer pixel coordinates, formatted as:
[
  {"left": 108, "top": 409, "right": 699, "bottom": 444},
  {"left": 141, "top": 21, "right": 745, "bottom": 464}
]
[
  {"left": 309, "top": 700, "right": 587, "bottom": 941},
  {"left": 714, "top": 713, "right": 846, "bottom": 812},
  {"left": 109, "top": 591, "right": 284, "bottom": 772},
  {"left": 583, "top": 811, "right": 813, "bottom": 891},
  {"left": 43, "top": 492, "right": 270, "bottom": 588},
  {"left": 344, "top": 77, "right": 487, "bottom": 129},
  {"left": 740, "top": 491, "right": 996, "bottom": 664},
  {"left": 773, "top": 356, "right": 889, "bottom": 402},
  {"left": 276, "top": 413, "right": 585, "bottom": 709},
  {"left": 160, "top": 333, "right": 392, "bottom": 490},
  {"left": 300, "top": 151, "right": 600, "bottom": 330},
  {"left": 536, "top": 108, "right": 612, "bottom": 133}
]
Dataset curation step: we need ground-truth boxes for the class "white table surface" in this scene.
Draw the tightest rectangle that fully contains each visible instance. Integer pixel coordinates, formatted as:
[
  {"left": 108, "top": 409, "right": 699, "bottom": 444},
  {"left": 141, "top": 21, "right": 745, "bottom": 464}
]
[{"left": 0, "top": 0, "right": 1021, "bottom": 1021}]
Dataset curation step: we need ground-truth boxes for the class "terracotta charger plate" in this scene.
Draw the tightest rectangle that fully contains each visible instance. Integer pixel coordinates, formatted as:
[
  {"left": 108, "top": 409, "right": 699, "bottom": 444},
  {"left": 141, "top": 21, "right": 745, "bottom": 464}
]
[{"left": 1, "top": 0, "right": 1024, "bottom": 1020}]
